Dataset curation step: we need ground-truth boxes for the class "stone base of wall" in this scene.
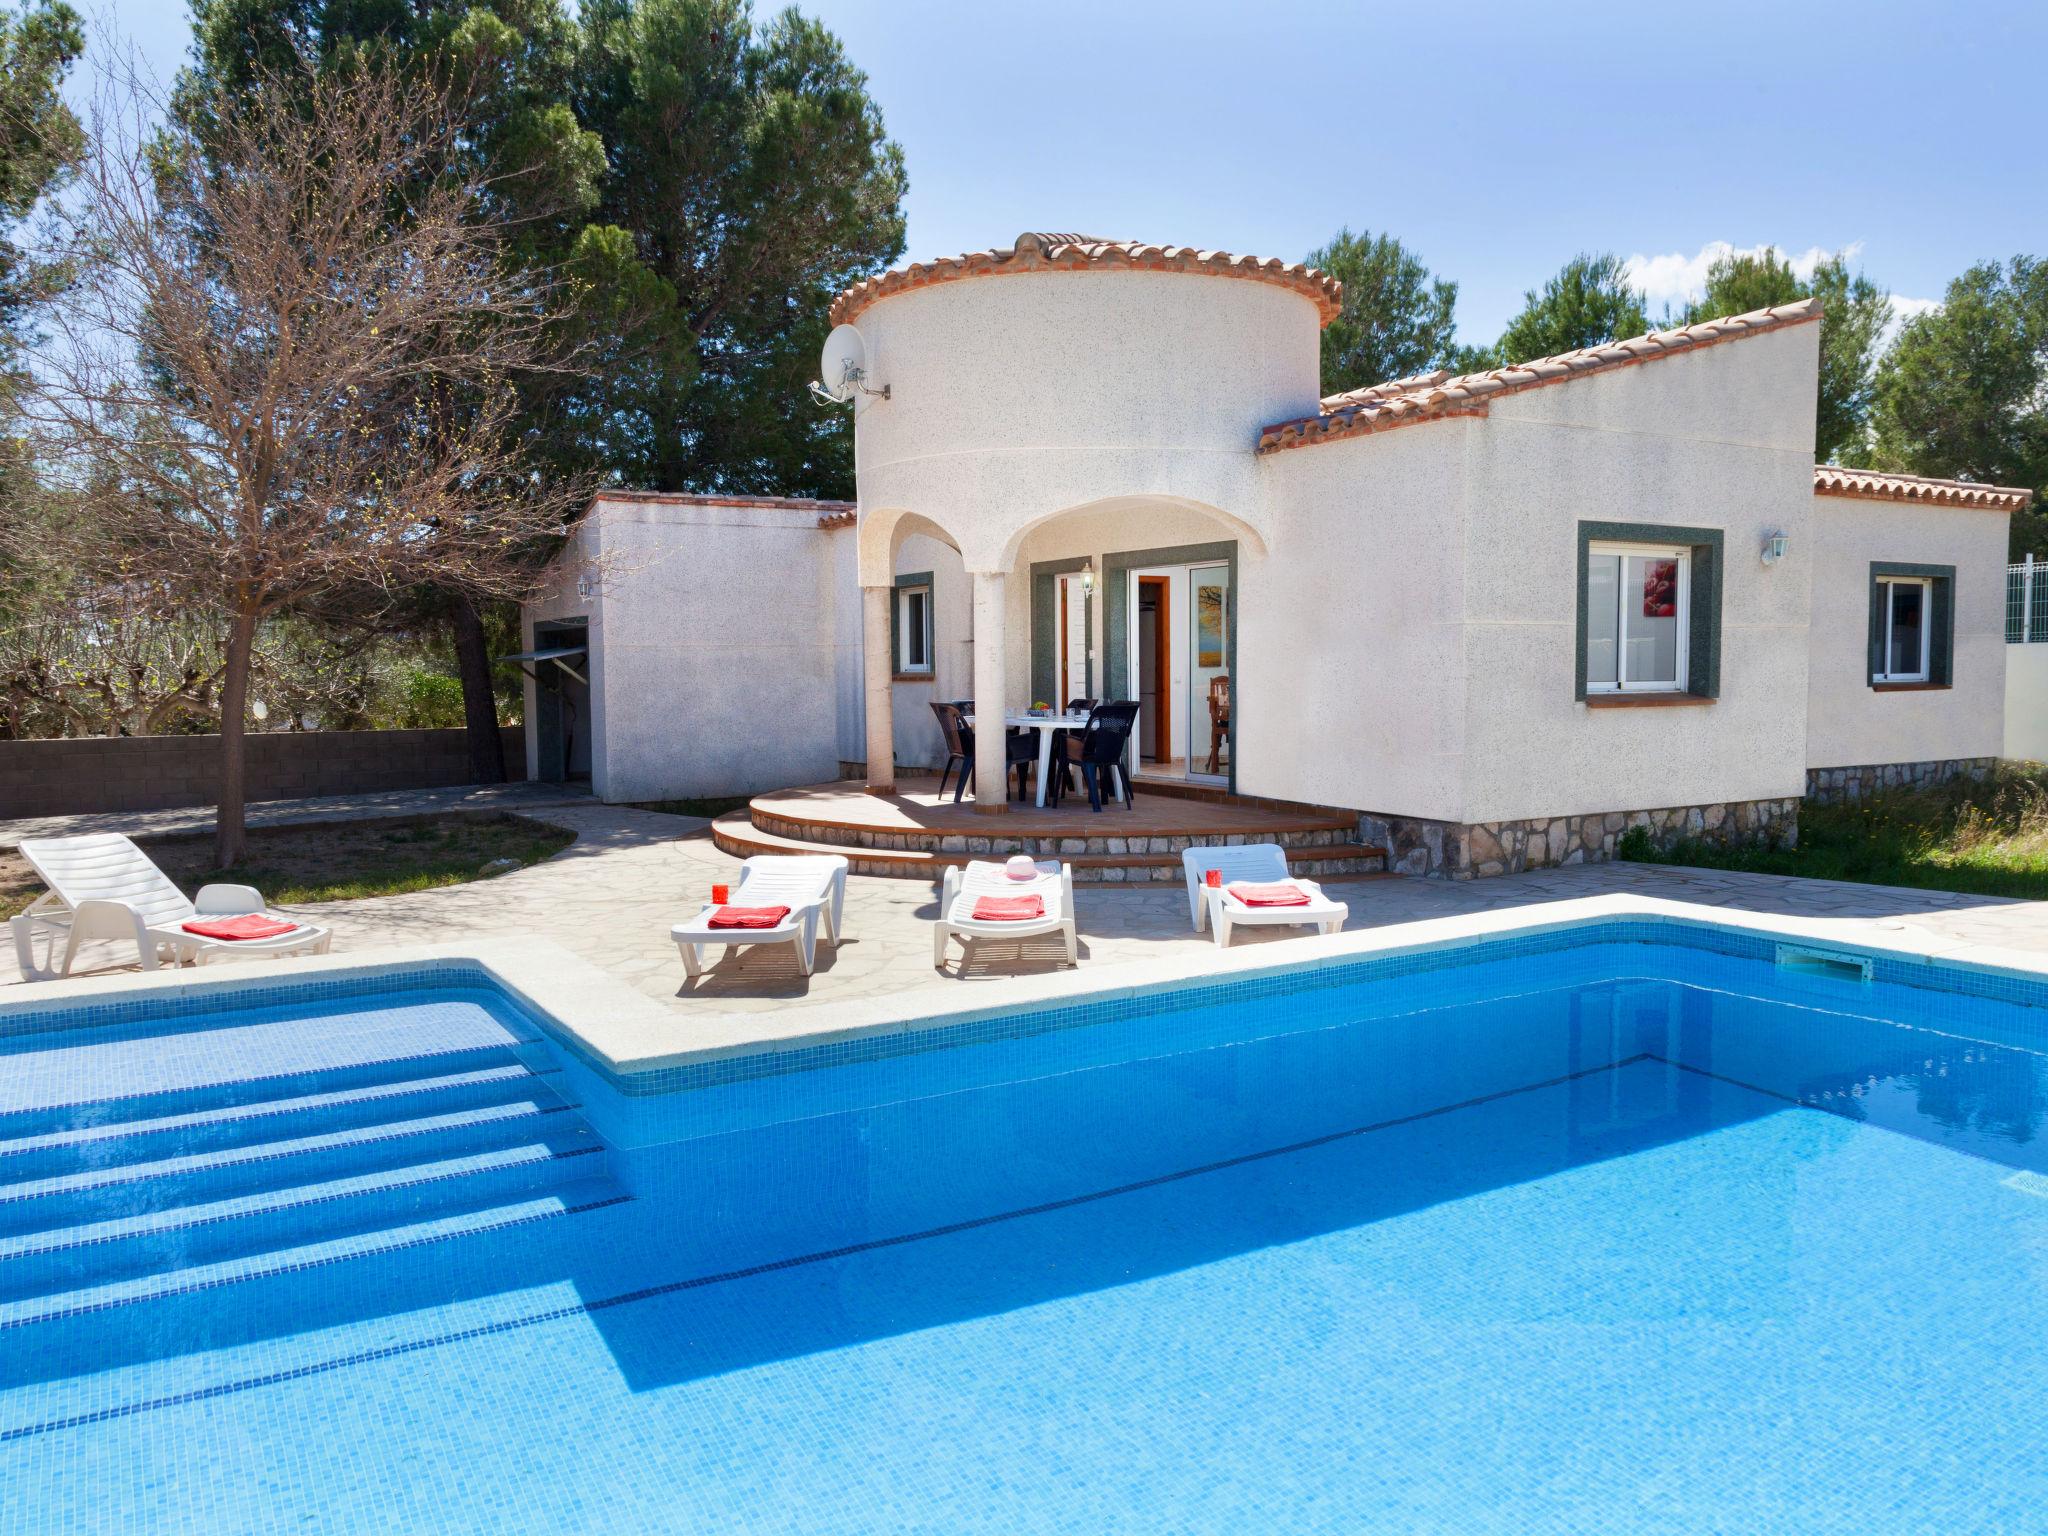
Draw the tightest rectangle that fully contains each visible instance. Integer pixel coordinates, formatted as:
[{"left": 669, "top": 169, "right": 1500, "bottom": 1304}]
[
  {"left": 1804, "top": 757, "right": 1996, "bottom": 805},
  {"left": 1359, "top": 796, "right": 1801, "bottom": 880}
]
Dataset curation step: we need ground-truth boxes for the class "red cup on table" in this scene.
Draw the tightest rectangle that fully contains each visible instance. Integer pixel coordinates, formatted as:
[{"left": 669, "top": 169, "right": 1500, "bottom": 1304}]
[
  {"left": 711, "top": 883, "right": 730, "bottom": 905},
  {"left": 1204, "top": 869, "right": 1222, "bottom": 888}
]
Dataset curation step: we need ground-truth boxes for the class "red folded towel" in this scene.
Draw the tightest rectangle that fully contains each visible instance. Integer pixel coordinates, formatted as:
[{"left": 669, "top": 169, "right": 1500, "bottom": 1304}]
[
  {"left": 1225, "top": 881, "right": 1312, "bottom": 908},
  {"left": 707, "top": 905, "right": 792, "bottom": 930},
  {"left": 181, "top": 914, "right": 299, "bottom": 941},
  {"left": 971, "top": 894, "right": 1045, "bottom": 921}
]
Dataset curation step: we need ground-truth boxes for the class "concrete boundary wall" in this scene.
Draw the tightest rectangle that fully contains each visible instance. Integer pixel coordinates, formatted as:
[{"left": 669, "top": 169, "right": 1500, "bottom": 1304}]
[
  {"left": 2008, "top": 646, "right": 2048, "bottom": 762},
  {"left": 0, "top": 728, "right": 526, "bottom": 818}
]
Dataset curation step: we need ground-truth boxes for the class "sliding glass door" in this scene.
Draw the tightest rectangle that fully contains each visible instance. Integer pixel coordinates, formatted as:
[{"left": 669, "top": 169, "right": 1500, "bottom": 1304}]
[{"left": 1187, "top": 562, "right": 1230, "bottom": 780}]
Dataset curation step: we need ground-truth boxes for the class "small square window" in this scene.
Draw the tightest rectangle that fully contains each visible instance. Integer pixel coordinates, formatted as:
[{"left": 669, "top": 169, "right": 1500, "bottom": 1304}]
[
  {"left": 1585, "top": 543, "right": 1689, "bottom": 693},
  {"left": 894, "top": 583, "right": 933, "bottom": 675}
]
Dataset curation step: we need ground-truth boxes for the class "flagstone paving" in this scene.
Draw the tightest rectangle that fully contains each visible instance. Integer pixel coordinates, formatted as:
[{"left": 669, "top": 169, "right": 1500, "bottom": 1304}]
[{"left": 8, "top": 792, "right": 2048, "bottom": 1008}]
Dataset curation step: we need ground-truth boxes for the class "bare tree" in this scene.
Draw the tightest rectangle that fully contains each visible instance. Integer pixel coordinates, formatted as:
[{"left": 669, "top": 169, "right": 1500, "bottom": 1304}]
[{"left": 14, "top": 54, "right": 588, "bottom": 862}]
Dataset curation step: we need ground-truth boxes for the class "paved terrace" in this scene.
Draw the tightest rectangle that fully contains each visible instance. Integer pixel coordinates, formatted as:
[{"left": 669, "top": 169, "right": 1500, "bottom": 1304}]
[{"left": 8, "top": 791, "right": 2048, "bottom": 1004}]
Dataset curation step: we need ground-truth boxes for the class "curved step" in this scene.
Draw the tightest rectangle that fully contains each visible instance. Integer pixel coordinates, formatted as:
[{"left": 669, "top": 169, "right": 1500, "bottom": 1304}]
[{"left": 713, "top": 811, "right": 1387, "bottom": 884}]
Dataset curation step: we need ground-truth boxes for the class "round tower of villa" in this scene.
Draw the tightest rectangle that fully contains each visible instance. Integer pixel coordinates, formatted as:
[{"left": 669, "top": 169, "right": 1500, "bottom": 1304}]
[{"left": 837, "top": 232, "right": 1335, "bottom": 579}]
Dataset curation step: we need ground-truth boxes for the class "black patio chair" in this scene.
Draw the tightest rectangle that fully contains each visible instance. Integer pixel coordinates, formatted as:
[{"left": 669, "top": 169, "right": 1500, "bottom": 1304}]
[
  {"left": 1051, "top": 698, "right": 1096, "bottom": 795},
  {"left": 1057, "top": 700, "right": 1138, "bottom": 812},
  {"left": 932, "top": 701, "right": 1038, "bottom": 803},
  {"left": 931, "top": 701, "right": 973, "bottom": 803}
]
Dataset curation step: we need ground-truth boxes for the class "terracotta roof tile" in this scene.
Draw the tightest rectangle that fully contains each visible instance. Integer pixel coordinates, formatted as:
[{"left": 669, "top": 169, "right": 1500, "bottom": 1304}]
[
  {"left": 830, "top": 231, "right": 1344, "bottom": 329},
  {"left": 1261, "top": 299, "right": 1823, "bottom": 455},
  {"left": 1812, "top": 466, "right": 2031, "bottom": 511}
]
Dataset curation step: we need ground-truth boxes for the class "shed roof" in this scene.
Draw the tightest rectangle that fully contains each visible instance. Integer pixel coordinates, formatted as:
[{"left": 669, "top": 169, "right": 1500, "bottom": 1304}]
[{"left": 1811, "top": 465, "right": 2031, "bottom": 512}]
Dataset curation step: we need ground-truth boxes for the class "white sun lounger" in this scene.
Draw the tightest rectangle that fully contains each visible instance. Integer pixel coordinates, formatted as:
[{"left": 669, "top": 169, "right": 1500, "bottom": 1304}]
[
  {"left": 670, "top": 854, "right": 848, "bottom": 978},
  {"left": 1181, "top": 843, "right": 1347, "bottom": 947},
  {"left": 9, "top": 833, "right": 332, "bottom": 981},
  {"left": 933, "top": 859, "right": 1077, "bottom": 968}
]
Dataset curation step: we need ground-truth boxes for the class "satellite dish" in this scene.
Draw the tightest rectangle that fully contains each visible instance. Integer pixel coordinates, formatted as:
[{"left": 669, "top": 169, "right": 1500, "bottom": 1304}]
[{"left": 809, "top": 324, "right": 887, "bottom": 406}]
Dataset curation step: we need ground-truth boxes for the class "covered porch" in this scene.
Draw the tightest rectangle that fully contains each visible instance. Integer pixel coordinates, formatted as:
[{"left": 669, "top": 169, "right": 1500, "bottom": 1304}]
[{"left": 856, "top": 496, "right": 1266, "bottom": 812}]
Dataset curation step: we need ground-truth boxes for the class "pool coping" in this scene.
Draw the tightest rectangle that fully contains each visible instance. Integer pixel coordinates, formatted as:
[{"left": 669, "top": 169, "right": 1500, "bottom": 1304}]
[{"left": 6, "top": 894, "right": 2048, "bottom": 1079}]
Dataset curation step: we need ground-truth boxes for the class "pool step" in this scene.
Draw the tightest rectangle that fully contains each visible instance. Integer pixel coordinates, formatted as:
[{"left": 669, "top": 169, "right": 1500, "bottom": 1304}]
[
  {"left": 0, "top": 1132, "right": 607, "bottom": 1302},
  {"left": 0, "top": 1090, "right": 583, "bottom": 1233},
  {"left": 0, "top": 1034, "right": 630, "bottom": 1326},
  {"left": 0, "top": 1062, "right": 561, "bottom": 1183},
  {"left": 0, "top": 1038, "right": 551, "bottom": 1143},
  {"left": 0, "top": 1176, "right": 629, "bottom": 1332}
]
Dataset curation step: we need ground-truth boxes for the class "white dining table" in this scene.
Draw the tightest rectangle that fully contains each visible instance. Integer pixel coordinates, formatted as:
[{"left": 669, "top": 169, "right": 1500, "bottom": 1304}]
[{"left": 962, "top": 712, "right": 1123, "bottom": 809}]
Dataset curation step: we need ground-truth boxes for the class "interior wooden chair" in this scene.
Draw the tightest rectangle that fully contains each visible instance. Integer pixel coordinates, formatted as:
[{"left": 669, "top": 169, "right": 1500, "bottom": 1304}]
[{"left": 1205, "top": 674, "right": 1231, "bottom": 776}]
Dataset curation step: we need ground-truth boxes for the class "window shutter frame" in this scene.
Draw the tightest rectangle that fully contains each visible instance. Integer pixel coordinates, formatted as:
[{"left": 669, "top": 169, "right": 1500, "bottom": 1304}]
[
  {"left": 892, "top": 570, "right": 934, "bottom": 675},
  {"left": 1869, "top": 562, "right": 1956, "bottom": 687},
  {"left": 1575, "top": 521, "right": 1724, "bottom": 700}
]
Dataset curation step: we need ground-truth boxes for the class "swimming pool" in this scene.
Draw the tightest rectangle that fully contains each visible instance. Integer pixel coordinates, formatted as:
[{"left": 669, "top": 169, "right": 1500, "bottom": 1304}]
[{"left": 3, "top": 917, "right": 2047, "bottom": 1532}]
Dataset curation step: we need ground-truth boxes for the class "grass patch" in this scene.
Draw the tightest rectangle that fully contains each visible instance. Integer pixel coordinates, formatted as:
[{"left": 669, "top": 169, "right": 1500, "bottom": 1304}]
[
  {"left": 628, "top": 796, "right": 751, "bottom": 820},
  {"left": 0, "top": 813, "right": 575, "bottom": 918},
  {"left": 1623, "top": 762, "right": 2048, "bottom": 900}
]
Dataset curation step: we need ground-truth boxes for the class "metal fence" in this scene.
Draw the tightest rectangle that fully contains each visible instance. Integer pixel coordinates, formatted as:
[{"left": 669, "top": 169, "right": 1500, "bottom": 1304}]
[{"left": 2010, "top": 557, "right": 2048, "bottom": 643}]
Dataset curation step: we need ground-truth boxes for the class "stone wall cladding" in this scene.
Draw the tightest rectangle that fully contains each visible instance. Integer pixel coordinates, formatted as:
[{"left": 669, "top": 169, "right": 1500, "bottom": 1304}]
[
  {"left": 1360, "top": 796, "right": 1802, "bottom": 880},
  {"left": 1804, "top": 757, "right": 1997, "bottom": 806},
  {"left": 0, "top": 728, "right": 526, "bottom": 819}
]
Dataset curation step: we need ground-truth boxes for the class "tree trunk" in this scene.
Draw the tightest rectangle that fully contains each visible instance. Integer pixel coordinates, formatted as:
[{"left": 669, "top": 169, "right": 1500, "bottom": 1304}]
[
  {"left": 452, "top": 594, "right": 506, "bottom": 784},
  {"left": 214, "top": 607, "right": 258, "bottom": 868}
]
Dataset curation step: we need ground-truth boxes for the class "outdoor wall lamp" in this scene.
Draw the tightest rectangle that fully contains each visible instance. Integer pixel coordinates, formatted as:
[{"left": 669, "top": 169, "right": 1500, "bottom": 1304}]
[
  {"left": 576, "top": 574, "right": 592, "bottom": 601},
  {"left": 1760, "top": 531, "right": 1790, "bottom": 566},
  {"left": 1081, "top": 558, "right": 1096, "bottom": 596}
]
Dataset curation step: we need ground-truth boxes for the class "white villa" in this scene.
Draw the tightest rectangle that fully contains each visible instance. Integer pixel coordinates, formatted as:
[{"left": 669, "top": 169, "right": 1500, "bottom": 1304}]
[{"left": 520, "top": 232, "right": 2030, "bottom": 877}]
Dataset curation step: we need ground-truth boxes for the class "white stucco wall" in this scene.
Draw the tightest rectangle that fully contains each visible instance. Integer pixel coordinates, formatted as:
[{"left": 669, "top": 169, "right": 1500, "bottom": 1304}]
[
  {"left": 849, "top": 268, "right": 1322, "bottom": 583},
  {"left": 1250, "top": 425, "right": 1471, "bottom": 819},
  {"left": 1803, "top": 493, "right": 2010, "bottom": 771},
  {"left": 1455, "top": 322, "right": 1821, "bottom": 824},
  {"left": 2008, "top": 645, "right": 2048, "bottom": 762},
  {"left": 528, "top": 499, "right": 850, "bottom": 801}
]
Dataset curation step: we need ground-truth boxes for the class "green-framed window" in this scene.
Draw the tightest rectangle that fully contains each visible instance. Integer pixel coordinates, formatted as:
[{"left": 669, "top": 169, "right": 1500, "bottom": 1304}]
[
  {"left": 1868, "top": 562, "right": 1954, "bottom": 687},
  {"left": 1575, "top": 521, "right": 1723, "bottom": 700},
  {"left": 891, "top": 570, "right": 934, "bottom": 677}
]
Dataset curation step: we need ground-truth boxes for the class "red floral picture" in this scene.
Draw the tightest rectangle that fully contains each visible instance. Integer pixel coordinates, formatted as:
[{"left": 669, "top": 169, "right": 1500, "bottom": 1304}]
[{"left": 1642, "top": 559, "right": 1678, "bottom": 618}]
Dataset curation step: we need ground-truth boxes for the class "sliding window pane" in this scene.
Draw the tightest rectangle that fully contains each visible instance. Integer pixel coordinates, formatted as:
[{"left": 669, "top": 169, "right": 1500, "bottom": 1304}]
[
  {"left": 1888, "top": 582, "right": 1924, "bottom": 677},
  {"left": 1622, "top": 554, "right": 1681, "bottom": 687},
  {"left": 1586, "top": 552, "right": 1620, "bottom": 690}
]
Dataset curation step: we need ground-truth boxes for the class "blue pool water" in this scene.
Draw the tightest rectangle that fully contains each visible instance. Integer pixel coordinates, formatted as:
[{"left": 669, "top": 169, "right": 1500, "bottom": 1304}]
[{"left": 4, "top": 925, "right": 2048, "bottom": 1532}]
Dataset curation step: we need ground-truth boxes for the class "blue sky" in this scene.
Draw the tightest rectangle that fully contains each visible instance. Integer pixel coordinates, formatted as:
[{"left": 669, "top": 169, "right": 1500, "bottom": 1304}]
[{"left": 79, "top": 0, "right": 2048, "bottom": 345}]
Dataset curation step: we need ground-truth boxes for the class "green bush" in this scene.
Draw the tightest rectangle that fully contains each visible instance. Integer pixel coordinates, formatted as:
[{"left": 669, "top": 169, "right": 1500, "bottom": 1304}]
[{"left": 397, "top": 669, "right": 464, "bottom": 729}]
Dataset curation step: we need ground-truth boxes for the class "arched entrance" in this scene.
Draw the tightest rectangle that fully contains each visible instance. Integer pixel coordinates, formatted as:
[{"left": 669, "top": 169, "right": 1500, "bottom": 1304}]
[{"left": 1005, "top": 497, "right": 1262, "bottom": 792}]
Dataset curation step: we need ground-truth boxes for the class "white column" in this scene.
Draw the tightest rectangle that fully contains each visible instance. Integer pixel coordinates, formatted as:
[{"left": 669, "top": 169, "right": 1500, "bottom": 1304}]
[
  {"left": 971, "top": 570, "right": 1008, "bottom": 813},
  {"left": 861, "top": 584, "right": 894, "bottom": 794}
]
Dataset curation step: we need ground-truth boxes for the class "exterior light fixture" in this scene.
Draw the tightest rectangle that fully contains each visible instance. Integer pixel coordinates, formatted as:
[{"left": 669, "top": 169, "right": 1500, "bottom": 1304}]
[
  {"left": 1082, "top": 558, "right": 1096, "bottom": 596},
  {"left": 1761, "top": 531, "right": 1790, "bottom": 566},
  {"left": 576, "top": 573, "right": 592, "bottom": 601}
]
